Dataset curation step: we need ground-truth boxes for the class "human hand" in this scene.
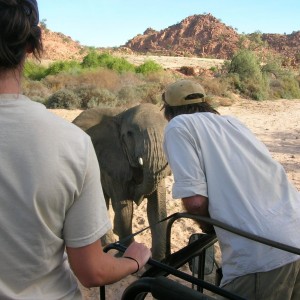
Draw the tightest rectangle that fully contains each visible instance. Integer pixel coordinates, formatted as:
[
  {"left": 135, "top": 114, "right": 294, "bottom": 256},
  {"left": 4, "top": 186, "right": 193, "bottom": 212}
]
[{"left": 123, "top": 241, "right": 151, "bottom": 271}]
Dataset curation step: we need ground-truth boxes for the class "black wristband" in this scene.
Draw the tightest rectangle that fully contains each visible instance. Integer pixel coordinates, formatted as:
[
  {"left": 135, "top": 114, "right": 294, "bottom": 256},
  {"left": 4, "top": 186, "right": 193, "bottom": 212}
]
[{"left": 124, "top": 256, "right": 140, "bottom": 274}]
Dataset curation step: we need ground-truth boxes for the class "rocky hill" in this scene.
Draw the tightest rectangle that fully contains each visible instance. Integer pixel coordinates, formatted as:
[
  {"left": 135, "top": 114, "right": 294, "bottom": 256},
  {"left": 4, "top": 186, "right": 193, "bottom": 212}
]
[
  {"left": 263, "top": 31, "right": 300, "bottom": 66},
  {"left": 41, "top": 28, "right": 88, "bottom": 62},
  {"left": 125, "top": 14, "right": 240, "bottom": 59},
  {"left": 40, "top": 13, "right": 300, "bottom": 67},
  {"left": 125, "top": 14, "right": 300, "bottom": 66}
]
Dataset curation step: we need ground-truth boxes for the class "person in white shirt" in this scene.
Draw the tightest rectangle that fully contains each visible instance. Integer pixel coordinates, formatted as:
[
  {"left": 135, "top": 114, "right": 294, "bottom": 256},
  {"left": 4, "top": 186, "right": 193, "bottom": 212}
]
[
  {"left": 162, "top": 79, "right": 300, "bottom": 300},
  {"left": 0, "top": 1, "right": 151, "bottom": 299}
]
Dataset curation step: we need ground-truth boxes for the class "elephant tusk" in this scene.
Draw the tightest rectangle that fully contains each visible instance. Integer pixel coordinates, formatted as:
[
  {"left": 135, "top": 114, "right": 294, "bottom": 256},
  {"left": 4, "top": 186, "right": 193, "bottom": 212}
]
[{"left": 138, "top": 157, "right": 143, "bottom": 166}]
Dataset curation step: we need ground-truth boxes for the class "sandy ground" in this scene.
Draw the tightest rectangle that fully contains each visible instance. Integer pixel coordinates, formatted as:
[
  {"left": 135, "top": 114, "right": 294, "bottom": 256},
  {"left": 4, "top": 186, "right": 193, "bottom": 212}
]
[
  {"left": 119, "top": 54, "right": 225, "bottom": 70},
  {"left": 50, "top": 97, "right": 300, "bottom": 300}
]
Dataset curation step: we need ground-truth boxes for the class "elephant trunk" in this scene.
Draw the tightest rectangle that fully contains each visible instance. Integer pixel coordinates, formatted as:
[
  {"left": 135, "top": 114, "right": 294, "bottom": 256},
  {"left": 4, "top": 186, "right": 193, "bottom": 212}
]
[{"left": 133, "top": 128, "right": 169, "bottom": 205}]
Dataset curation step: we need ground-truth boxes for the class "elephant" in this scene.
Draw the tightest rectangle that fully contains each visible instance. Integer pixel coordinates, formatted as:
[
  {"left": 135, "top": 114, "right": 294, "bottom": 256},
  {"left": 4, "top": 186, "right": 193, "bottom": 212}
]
[{"left": 73, "top": 103, "right": 170, "bottom": 261}]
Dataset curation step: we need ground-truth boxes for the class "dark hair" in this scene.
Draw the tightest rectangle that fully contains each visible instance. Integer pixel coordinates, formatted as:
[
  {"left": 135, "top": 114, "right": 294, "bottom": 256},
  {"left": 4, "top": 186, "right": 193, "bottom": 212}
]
[
  {"left": 0, "top": 0, "right": 43, "bottom": 71},
  {"left": 162, "top": 92, "right": 220, "bottom": 120},
  {"left": 164, "top": 103, "right": 220, "bottom": 120}
]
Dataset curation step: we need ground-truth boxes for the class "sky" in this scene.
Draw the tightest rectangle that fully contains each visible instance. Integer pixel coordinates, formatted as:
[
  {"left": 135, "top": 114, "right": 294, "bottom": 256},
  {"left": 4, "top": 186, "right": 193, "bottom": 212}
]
[{"left": 37, "top": 0, "right": 300, "bottom": 48}]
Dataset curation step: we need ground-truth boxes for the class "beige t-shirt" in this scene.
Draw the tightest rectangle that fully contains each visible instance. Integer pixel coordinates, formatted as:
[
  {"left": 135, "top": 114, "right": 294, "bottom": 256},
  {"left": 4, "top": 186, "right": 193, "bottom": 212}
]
[{"left": 0, "top": 95, "right": 112, "bottom": 299}]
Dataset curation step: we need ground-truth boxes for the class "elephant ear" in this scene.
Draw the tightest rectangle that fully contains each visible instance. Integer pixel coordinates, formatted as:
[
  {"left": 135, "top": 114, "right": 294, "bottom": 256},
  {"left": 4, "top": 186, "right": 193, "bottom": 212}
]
[
  {"left": 85, "top": 111, "right": 132, "bottom": 182},
  {"left": 72, "top": 107, "right": 124, "bottom": 131}
]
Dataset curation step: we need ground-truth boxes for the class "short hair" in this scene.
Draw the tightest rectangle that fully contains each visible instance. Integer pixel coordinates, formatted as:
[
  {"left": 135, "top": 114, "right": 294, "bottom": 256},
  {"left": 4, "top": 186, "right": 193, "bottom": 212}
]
[
  {"left": 162, "top": 92, "right": 220, "bottom": 120},
  {"left": 0, "top": 0, "right": 43, "bottom": 70}
]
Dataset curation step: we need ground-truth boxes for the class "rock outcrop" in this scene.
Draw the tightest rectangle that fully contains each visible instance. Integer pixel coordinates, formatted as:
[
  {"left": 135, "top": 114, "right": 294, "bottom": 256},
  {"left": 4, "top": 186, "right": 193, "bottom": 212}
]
[
  {"left": 125, "top": 14, "right": 240, "bottom": 59},
  {"left": 40, "top": 13, "right": 300, "bottom": 67}
]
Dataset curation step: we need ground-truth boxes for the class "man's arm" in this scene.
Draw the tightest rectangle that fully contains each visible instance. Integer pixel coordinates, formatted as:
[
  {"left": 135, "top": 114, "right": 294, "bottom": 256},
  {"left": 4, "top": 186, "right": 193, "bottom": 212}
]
[
  {"left": 66, "top": 240, "right": 151, "bottom": 288},
  {"left": 182, "top": 195, "right": 214, "bottom": 233}
]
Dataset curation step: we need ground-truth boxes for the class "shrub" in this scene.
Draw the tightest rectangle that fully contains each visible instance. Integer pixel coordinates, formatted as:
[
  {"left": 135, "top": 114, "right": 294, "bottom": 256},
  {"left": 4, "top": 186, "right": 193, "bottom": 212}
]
[
  {"left": 200, "top": 77, "right": 230, "bottom": 97},
  {"left": 178, "top": 66, "right": 197, "bottom": 76},
  {"left": 262, "top": 57, "right": 300, "bottom": 99},
  {"left": 118, "top": 71, "right": 143, "bottom": 87},
  {"left": 74, "top": 86, "right": 116, "bottom": 108},
  {"left": 85, "top": 88, "right": 117, "bottom": 108},
  {"left": 135, "top": 60, "right": 163, "bottom": 74},
  {"left": 135, "top": 82, "right": 163, "bottom": 105},
  {"left": 23, "top": 61, "right": 47, "bottom": 80},
  {"left": 45, "top": 60, "right": 81, "bottom": 76},
  {"left": 117, "top": 85, "right": 140, "bottom": 107},
  {"left": 45, "top": 89, "right": 81, "bottom": 109},
  {"left": 243, "top": 77, "right": 268, "bottom": 100},
  {"left": 296, "top": 74, "right": 300, "bottom": 86},
  {"left": 42, "top": 74, "right": 71, "bottom": 93},
  {"left": 246, "top": 30, "right": 267, "bottom": 50},
  {"left": 22, "top": 79, "right": 51, "bottom": 104},
  {"left": 228, "top": 50, "right": 262, "bottom": 82},
  {"left": 42, "top": 67, "right": 120, "bottom": 95},
  {"left": 144, "top": 71, "right": 178, "bottom": 87},
  {"left": 271, "top": 75, "right": 300, "bottom": 99},
  {"left": 81, "top": 52, "right": 136, "bottom": 73},
  {"left": 81, "top": 50, "right": 100, "bottom": 68},
  {"left": 227, "top": 50, "right": 268, "bottom": 100},
  {"left": 98, "top": 53, "right": 135, "bottom": 73}
]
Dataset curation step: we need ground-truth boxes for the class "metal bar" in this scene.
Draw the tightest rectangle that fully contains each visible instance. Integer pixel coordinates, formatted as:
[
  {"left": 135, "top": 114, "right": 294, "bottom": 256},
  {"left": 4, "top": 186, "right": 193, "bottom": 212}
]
[
  {"left": 176, "top": 212, "right": 300, "bottom": 255},
  {"left": 142, "top": 233, "right": 217, "bottom": 277},
  {"left": 121, "top": 277, "right": 216, "bottom": 300},
  {"left": 107, "top": 242, "right": 244, "bottom": 300}
]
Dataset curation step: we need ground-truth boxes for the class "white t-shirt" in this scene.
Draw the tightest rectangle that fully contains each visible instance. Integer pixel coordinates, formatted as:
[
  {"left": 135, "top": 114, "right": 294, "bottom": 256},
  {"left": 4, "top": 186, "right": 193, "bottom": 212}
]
[
  {"left": 164, "top": 112, "right": 300, "bottom": 286},
  {"left": 0, "top": 95, "right": 112, "bottom": 299}
]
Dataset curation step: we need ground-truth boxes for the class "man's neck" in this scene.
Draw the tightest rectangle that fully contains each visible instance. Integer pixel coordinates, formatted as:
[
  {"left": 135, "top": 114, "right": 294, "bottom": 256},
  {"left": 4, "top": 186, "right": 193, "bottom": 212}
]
[{"left": 0, "top": 68, "right": 22, "bottom": 94}]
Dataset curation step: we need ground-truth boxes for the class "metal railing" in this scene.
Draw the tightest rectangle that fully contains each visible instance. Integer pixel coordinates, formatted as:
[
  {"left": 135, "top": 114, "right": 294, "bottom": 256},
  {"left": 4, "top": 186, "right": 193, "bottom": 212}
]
[
  {"left": 121, "top": 276, "right": 215, "bottom": 300},
  {"left": 100, "top": 212, "right": 300, "bottom": 300}
]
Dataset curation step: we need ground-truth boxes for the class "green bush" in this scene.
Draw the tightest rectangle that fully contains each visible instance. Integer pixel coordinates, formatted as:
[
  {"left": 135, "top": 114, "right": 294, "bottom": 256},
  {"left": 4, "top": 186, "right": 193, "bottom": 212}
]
[
  {"left": 243, "top": 77, "right": 268, "bottom": 100},
  {"left": 135, "top": 60, "right": 163, "bottom": 74},
  {"left": 228, "top": 50, "right": 262, "bottom": 81},
  {"left": 23, "top": 51, "right": 300, "bottom": 106},
  {"left": 270, "top": 75, "right": 300, "bottom": 99},
  {"left": 246, "top": 31, "right": 267, "bottom": 50},
  {"left": 45, "top": 89, "right": 81, "bottom": 109},
  {"left": 262, "top": 57, "right": 300, "bottom": 99},
  {"left": 81, "top": 51, "right": 135, "bottom": 73},
  {"left": 261, "top": 61, "right": 284, "bottom": 78},
  {"left": 296, "top": 74, "right": 300, "bottom": 86},
  {"left": 45, "top": 60, "right": 81, "bottom": 76},
  {"left": 98, "top": 53, "right": 135, "bottom": 73},
  {"left": 23, "top": 61, "right": 47, "bottom": 80},
  {"left": 227, "top": 50, "right": 268, "bottom": 100},
  {"left": 81, "top": 50, "right": 100, "bottom": 68}
]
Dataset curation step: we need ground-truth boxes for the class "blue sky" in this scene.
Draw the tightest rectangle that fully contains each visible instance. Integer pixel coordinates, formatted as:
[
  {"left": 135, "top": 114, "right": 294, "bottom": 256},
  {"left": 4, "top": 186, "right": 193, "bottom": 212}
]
[{"left": 37, "top": 0, "right": 300, "bottom": 48}]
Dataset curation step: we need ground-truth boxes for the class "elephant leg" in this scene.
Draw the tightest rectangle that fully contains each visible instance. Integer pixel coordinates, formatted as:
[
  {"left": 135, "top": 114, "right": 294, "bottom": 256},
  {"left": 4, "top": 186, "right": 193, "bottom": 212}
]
[
  {"left": 103, "top": 191, "right": 110, "bottom": 210},
  {"left": 147, "top": 180, "right": 167, "bottom": 261},
  {"left": 111, "top": 198, "right": 134, "bottom": 248},
  {"left": 101, "top": 230, "right": 115, "bottom": 246},
  {"left": 101, "top": 193, "right": 115, "bottom": 246}
]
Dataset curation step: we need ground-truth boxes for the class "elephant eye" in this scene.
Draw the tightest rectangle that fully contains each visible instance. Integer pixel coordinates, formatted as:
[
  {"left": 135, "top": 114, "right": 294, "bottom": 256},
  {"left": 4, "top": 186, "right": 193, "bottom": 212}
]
[{"left": 127, "top": 131, "right": 133, "bottom": 137}]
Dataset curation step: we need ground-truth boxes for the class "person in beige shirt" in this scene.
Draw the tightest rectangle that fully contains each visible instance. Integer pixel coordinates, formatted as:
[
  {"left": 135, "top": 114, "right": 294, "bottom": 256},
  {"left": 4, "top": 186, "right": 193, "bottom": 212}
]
[{"left": 0, "top": 1, "right": 151, "bottom": 299}]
